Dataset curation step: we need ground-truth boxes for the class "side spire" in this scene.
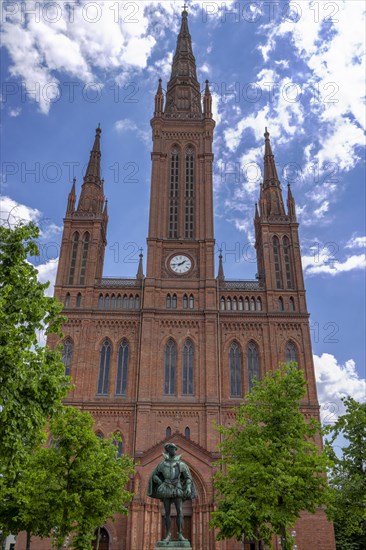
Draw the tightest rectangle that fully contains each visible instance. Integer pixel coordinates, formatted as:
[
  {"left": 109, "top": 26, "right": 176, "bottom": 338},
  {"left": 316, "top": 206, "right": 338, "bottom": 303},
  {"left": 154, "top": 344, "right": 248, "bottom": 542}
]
[
  {"left": 263, "top": 127, "right": 280, "bottom": 188},
  {"left": 77, "top": 126, "right": 105, "bottom": 213},
  {"left": 136, "top": 249, "right": 144, "bottom": 280},
  {"left": 66, "top": 177, "right": 76, "bottom": 215},
  {"left": 217, "top": 248, "right": 225, "bottom": 281},
  {"left": 203, "top": 80, "right": 212, "bottom": 118},
  {"left": 287, "top": 183, "right": 297, "bottom": 221},
  {"left": 84, "top": 124, "right": 102, "bottom": 185},
  {"left": 260, "top": 128, "right": 285, "bottom": 217},
  {"left": 154, "top": 78, "right": 164, "bottom": 116}
]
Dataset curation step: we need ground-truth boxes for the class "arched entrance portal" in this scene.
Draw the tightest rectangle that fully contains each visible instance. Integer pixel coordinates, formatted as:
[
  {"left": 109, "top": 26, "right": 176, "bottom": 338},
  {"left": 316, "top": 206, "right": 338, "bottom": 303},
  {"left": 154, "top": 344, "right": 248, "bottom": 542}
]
[
  {"left": 92, "top": 527, "right": 109, "bottom": 550},
  {"left": 161, "top": 499, "right": 192, "bottom": 542}
]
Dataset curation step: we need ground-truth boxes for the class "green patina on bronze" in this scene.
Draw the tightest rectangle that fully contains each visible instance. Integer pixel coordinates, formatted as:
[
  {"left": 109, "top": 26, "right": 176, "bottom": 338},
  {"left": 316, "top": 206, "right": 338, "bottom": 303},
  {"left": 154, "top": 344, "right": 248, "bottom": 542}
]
[{"left": 148, "top": 443, "right": 196, "bottom": 545}]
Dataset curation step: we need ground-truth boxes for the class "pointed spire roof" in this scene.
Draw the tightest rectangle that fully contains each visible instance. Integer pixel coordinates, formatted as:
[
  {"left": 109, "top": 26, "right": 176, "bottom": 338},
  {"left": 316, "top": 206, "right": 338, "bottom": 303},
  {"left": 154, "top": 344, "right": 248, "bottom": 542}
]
[
  {"left": 217, "top": 248, "right": 225, "bottom": 281},
  {"left": 84, "top": 124, "right": 102, "bottom": 186},
  {"left": 263, "top": 127, "right": 280, "bottom": 189},
  {"left": 136, "top": 249, "right": 144, "bottom": 279},
  {"left": 77, "top": 126, "right": 105, "bottom": 213},
  {"left": 165, "top": 7, "right": 202, "bottom": 116},
  {"left": 260, "top": 128, "right": 285, "bottom": 217}
]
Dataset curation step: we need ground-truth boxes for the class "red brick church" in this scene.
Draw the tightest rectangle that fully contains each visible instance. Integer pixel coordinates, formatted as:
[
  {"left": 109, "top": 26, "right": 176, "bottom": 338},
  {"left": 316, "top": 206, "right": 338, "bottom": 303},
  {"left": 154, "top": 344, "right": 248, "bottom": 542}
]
[{"left": 26, "top": 7, "right": 336, "bottom": 550}]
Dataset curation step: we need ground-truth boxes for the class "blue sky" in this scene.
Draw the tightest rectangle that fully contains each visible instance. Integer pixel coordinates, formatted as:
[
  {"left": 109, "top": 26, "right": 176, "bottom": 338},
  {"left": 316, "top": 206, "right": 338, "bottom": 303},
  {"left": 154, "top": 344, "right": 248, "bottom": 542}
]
[{"left": 1, "top": 0, "right": 365, "bottom": 421}]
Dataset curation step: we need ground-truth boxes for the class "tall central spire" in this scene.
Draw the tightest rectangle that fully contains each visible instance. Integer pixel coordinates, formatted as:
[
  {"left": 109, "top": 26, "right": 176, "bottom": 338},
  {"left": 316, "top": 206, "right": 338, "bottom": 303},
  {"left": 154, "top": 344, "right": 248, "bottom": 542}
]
[{"left": 165, "top": 7, "right": 202, "bottom": 117}]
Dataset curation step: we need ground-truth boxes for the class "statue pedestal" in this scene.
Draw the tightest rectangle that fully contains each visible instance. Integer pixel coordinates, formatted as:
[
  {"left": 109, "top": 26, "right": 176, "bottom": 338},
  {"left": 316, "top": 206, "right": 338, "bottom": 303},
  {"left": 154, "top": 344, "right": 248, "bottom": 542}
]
[{"left": 155, "top": 541, "right": 192, "bottom": 549}]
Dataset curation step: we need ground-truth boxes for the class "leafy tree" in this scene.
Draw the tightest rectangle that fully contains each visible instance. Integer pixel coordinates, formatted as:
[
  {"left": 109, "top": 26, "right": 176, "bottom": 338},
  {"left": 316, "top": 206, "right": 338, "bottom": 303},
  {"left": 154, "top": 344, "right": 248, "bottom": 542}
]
[
  {"left": 210, "top": 363, "right": 330, "bottom": 550},
  {"left": 0, "top": 222, "right": 70, "bottom": 473},
  {"left": 0, "top": 406, "right": 134, "bottom": 550},
  {"left": 324, "top": 397, "right": 366, "bottom": 550}
]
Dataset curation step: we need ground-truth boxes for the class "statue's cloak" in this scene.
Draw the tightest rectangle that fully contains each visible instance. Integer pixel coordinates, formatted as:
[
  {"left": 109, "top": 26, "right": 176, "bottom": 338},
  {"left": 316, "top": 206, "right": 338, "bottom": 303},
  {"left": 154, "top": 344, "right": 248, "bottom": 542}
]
[{"left": 147, "top": 454, "right": 197, "bottom": 500}]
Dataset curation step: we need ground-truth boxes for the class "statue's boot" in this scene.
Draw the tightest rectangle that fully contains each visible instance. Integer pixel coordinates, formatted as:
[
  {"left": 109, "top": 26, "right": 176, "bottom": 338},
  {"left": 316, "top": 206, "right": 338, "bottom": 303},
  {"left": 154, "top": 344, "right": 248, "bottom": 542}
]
[
  {"left": 163, "top": 532, "right": 171, "bottom": 543},
  {"left": 178, "top": 533, "right": 188, "bottom": 541}
]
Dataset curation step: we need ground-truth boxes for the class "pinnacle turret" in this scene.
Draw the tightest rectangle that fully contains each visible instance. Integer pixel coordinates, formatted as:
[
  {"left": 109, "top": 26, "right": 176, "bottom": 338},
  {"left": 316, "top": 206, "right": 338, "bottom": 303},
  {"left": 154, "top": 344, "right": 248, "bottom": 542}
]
[
  {"left": 66, "top": 177, "right": 76, "bottom": 215},
  {"left": 217, "top": 249, "right": 225, "bottom": 281}
]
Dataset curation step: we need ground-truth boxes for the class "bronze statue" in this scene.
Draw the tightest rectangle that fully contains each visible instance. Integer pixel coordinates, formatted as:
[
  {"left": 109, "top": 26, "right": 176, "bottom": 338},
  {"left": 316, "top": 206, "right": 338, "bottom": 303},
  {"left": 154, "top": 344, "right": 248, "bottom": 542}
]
[{"left": 147, "top": 443, "right": 196, "bottom": 543}]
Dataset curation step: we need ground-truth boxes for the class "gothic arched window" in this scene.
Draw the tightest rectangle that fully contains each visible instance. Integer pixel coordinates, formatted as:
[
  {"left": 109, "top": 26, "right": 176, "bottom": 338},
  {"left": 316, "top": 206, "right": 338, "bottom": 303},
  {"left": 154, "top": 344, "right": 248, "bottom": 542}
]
[
  {"left": 189, "top": 294, "right": 194, "bottom": 309},
  {"left": 185, "top": 147, "right": 194, "bottom": 238},
  {"left": 283, "top": 236, "right": 294, "bottom": 289},
  {"left": 232, "top": 298, "right": 237, "bottom": 311},
  {"left": 111, "top": 294, "right": 116, "bottom": 309},
  {"left": 98, "top": 294, "right": 103, "bottom": 309},
  {"left": 286, "top": 341, "right": 298, "bottom": 363},
  {"left": 220, "top": 297, "right": 225, "bottom": 310},
  {"left": 62, "top": 338, "right": 73, "bottom": 376},
  {"left": 164, "top": 339, "right": 176, "bottom": 395},
  {"left": 104, "top": 294, "right": 110, "bottom": 309},
  {"left": 97, "top": 339, "right": 111, "bottom": 395},
  {"left": 183, "top": 339, "right": 194, "bottom": 395},
  {"left": 123, "top": 294, "right": 128, "bottom": 309},
  {"left": 135, "top": 295, "right": 140, "bottom": 309},
  {"left": 116, "top": 339, "right": 129, "bottom": 395},
  {"left": 250, "top": 297, "right": 255, "bottom": 311},
  {"left": 278, "top": 297, "right": 284, "bottom": 311},
  {"left": 68, "top": 232, "right": 79, "bottom": 285},
  {"left": 227, "top": 298, "right": 232, "bottom": 311},
  {"left": 238, "top": 298, "right": 243, "bottom": 311},
  {"left": 172, "top": 294, "right": 177, "bottom": 309},
  {"left": 166, "top": 294, "right": 171, "bottom": 309},
  {"left": 273, "top": 236, "right": 283, "bottom": 289},
  {"left": 248, "top": 341, "right": 260, "bottom": 390},
  {"left": 244, "top": 297, "right": 249, "bottom": 311},
  {"left": 129, "top": 295, "right": 134, "bottom": 309},
  {"left": 185, "top": 427, "right": 190, "bottom": 439},
  {"left": 116, "top": 294, "right": 121, "bottom": 309},
  {"left": 256, "top": 297, "right": 262, "bottom": 311},
  {"left": 289, "top": 297, "right": 295, "bottom": 312},
  {"left": 183, "top": 294, "right": 188, "bottom": 309},
  {"left": 76, "top": 293, "right": 82, "bottom": 308},
  {"left": 230, "top": 342, "right": 242, "bottom": 397},
  {"left": 65, "top": 293, "right": 70, "bottom": 307},
  {"left": 169, "top": 147, "right": 179, "bottom": 238},
  {"left": 79, "top": 232, "right": 90, "bottom": 285},
  {"left": 166, "top": 426, "right": 172, "bottom": 438}
]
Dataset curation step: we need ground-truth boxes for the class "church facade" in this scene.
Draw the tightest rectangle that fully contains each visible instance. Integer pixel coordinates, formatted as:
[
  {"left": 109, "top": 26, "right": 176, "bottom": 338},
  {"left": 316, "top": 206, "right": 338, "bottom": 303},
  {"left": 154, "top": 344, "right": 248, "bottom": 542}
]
[{"left": 30, "top": 8, "right": 335, "bottom": 550}]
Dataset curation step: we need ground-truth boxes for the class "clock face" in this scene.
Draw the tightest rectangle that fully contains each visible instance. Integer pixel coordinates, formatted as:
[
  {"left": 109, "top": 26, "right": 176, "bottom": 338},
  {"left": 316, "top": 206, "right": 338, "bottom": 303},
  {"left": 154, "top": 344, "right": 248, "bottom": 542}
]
[{"left": 169, "top": 255, "right": 192, "bottom": 274}]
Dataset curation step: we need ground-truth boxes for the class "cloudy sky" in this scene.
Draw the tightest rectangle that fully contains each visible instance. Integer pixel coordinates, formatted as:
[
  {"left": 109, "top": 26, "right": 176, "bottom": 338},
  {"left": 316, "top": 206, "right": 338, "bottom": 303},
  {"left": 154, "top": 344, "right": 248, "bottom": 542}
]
[{"left": 1, "top": 0, "right": 365, "bottom": 421}]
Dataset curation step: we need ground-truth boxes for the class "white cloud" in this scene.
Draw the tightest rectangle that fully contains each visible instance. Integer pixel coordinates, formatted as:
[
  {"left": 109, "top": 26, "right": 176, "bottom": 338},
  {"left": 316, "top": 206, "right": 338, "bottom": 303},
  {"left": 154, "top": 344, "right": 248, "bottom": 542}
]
[
  {"left": 114, "top": 117, "right": 149, "bottom": 143},
  {"left": 9, "top": 107, "right": 22, "bottom": 117},
  {"left": 345, "top": 235, "right": 366, "bottom": 249},
  {"left": 302, "top": 242, "right": 366, "bottom": 276},
  {"left": 1, "top": 0, "right": 226, "bottom": 114},
  {"left": 0, "top": 195, "right": 40, "bottom": 226},
  {"left": 314, "top": 353, "right": 366, "bottom": 423},
  {"left": 36, "top": 258, "right": 59, "bottom": 297},
  {"left": 258, "top": 0, "right": 366, "bottom": 178}
]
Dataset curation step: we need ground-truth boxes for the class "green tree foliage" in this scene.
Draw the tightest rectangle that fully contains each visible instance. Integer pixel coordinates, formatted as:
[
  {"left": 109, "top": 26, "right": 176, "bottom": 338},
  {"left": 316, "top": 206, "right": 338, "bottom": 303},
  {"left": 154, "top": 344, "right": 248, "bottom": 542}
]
[
  {"left": 0, "top": 222, "right": 70, "bottom": 473},
  {"left": 0, "top": 406, "right": 134, "bottom": 550},
  {"left": 324, "top": 397, "right": 366, "bottom": 550},
  {"left": 210, "top": 363, "right": 330, "bottom": 550}
]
